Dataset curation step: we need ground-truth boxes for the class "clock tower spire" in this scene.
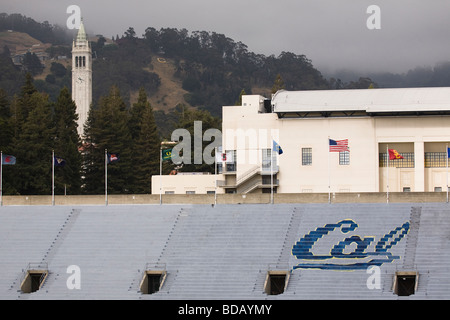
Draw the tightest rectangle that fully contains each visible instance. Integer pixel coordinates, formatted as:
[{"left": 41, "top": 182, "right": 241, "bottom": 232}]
[{"left": 72, "top": 19, "right": 92, "bottom": 137}]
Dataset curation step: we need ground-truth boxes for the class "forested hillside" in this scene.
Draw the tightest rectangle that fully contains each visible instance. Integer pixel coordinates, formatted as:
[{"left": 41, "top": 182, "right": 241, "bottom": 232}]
[{"left": 0, "top": 13, "right": 366, "bottom": 118}]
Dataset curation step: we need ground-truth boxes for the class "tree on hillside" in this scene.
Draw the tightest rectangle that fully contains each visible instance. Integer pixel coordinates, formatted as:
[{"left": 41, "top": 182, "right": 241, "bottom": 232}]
[
  {"left": 12, "top": 73, "right": 37, "bottom": 135},
  {"left": 82, "top": 85, "right": 133, "bottom": 194},
  {"left": 172, "top": 106, "right": 221, "bottom": 174},
  {"left": 235, "top": 89, "right": 246, "bottom": 106},
  {"left": 128, "top": 87, "right": 148, "bottom": 140},
  {"left": 131, "top": 88, "right": 160, "bottom": 193},
  {"left": 53, "top": 87, "right": 82, "bottom": 195},
  {"left": 0, "top": 89, "right": 12, "bottom": 150},
  {"left": 0, "top": 47, "right": 24, "bottom": 96},
  {"left": 271, "top": 74, "right": 285, "bottom": 94},
  {"left": 22, "top": 52, "right": 44, "bottom": 75},
  {"left": 10, "top": 91, "right": 54, "bottom": 194}
]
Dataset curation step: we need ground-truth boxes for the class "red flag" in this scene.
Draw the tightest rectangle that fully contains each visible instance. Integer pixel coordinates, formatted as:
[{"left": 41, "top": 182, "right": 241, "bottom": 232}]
[{"left": 388, "top": 149, "right": 404, "bottom": 160}]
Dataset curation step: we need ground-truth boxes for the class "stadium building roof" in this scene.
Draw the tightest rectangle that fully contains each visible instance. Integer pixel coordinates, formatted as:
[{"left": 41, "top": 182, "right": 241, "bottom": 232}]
[
  {"left": 272, "top": 87, "right": 450, "bottom": 118},
  {"left": 0, "top": 203, "right": 449, "bottom": 299}
]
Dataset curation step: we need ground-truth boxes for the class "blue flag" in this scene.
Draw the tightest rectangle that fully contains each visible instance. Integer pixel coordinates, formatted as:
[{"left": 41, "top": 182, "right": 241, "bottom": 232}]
[
  {"left": 1, "top": 154, "right": 16, "bottom": 165},
  {"left": 107, "top": 153, "right": 120, "bottom": 164},
  {"left": 448, "top": 147, "right": 450, "bottom": 158},
  {"left": 273, "top": 140, "right": 283, "bottom": 155},
  {"left": 54, "top": 156, "right": 66, "bottom": 167}
]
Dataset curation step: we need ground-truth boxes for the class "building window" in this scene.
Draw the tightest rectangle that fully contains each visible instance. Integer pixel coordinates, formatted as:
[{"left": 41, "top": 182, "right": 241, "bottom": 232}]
[
  {"left": 403, "top": 187, "right": 411, "bottom": 192},
  {"left": 425, "top": 152, "right": 447, "bottom": 168},
  {"left": 226, "top": 150, "right": 236, "bottom": 172},
  {"left": 339, "top": 151, "right": 350, "bottom": 165},
  {"left": 302, "top": 148, "right": 312, "bottom": 166},
  {"left": 379, "top": 152, "right": 414, "bottom": 168},
  {"left": 262, "top": 149, "right": 277, "bottom": 171},
  {"left": 186, "top": 191, "right": 196, "bottom": 194},
  {"left": 434, "top": 187, "right": 442, "bottom": 192}
]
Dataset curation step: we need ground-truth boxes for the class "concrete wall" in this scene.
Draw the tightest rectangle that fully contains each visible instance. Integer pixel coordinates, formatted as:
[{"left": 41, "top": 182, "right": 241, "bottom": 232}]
[
  {"left": 151, "top": 174, "right": 223, "bottom": 195},
  {"left": 1, "top": 192, "right": 448, "bottom": 206}
]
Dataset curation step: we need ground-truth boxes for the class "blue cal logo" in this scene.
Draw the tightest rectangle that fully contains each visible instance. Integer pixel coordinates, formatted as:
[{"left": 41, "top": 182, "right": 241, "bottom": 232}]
[{"left": 291, "top": 219, "right": 410, "bottom": 271}]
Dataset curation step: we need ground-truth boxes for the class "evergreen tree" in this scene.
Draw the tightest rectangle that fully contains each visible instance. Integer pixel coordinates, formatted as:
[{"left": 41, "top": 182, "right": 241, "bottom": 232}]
[
  {"left": 22, "top": 52, "right": 44, "bottom": 75},
  {"left": 235, "top": 89, "right": 246, "bottom": 106},
  {"left": 173, "top": 106, "right": 221, "bottom": 174},
  {"left": 53, "top": 87, "right": 82, "bottom": 195},
  {"left": 11, "top": 91, "right": 54, "bottom": 194},
  {"left": 0, "top": 89, "right": 12, "bottom": 150},
  {"left": 271, "top": 74, "right": 285, "bottom": 94},
  {"left": 132, "top": 89, "right": 160, "bottom": 193},
  {"left": 82, "top": 86, "right": 132, "bottom": 194},
  {"left": 11, "top": 73, "right": 37, "bottom": 139},
  {"left": 80, "top": 105, "right": 101, "bottom": 194},
  {"left": 129, "top": 87, "right": 148, "bottom": 140},
  {"left": 0, "top": 88, "right": 15, "bottom": 194}
]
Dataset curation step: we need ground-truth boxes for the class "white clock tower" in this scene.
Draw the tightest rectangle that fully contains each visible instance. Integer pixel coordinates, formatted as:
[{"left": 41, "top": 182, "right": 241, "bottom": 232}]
[{"left": 72, "top": 20, "right": 92, "bottom": 137}]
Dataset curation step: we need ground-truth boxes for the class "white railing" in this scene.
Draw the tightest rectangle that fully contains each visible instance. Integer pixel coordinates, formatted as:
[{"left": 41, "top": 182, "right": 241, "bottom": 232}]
[{"left": 236, "top": 165, "right": 260, "bottom": 186}]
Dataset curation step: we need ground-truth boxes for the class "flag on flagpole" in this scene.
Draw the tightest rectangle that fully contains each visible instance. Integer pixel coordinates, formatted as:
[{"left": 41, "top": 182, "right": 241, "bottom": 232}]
[
  {"left": 53, "top": 156, "right": 66, "bottom": 167},
  {"left": 1, "top": 154, "right": 16, "bottom": 165},
  {"left": 329, "top": 139, "right": 349, "bottom": 152},
  {"left": 107, "top": 153, "right": 120, "bottom": 164},
  {"left": 388, "top": 149, "right": 404, "bottom": 160},
  {"left": 161, "top": 148, "right": 172, "bottom": 161},
  {"left": 273, "top": 140, "right": 283, "bottom": 155},
  {"left": 447, "top": 147, "right": 450, "bottom": 158},
  {"left": 215, "top": 152, "right": 228, "bottom": 163}
]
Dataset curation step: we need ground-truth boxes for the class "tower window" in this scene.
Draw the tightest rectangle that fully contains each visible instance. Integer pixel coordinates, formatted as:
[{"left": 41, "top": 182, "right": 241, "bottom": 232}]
[
  {"left": 394, "top": 271, "right": 418, "bottom": 296},
  {"left": 75, "top": 56, "right": 79, "bottom": 68}
]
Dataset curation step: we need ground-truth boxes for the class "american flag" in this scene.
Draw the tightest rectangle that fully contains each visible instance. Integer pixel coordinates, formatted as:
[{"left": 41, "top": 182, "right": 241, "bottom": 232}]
[{"left": 329, "top": 139, "right": 349, "bottom": 152}]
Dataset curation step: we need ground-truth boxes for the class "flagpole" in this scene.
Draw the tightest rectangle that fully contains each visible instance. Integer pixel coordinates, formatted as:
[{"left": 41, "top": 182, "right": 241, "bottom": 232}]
[
  {"left": 105, "top": 149, "right": 108, "bottom": 206},
  {"left": 0, "top": 151, "right": 3, "bottom": 207},
  {"left": 386, "top": 145, "right": 389, "bottom": 204},
  {"left": 159, "top": 146, "right": 162, "bottom": 205},
  {"left": 271, "top": 139, "right": 274, "bottom": 204},
  {"left": 52, "top": 150, "right": 54, "bottom": 205},
  {"left": 214, "top": 146, "right": 217, "bottom": 206},
  {"left": 328, "top": 137, "right": 331, "bottom": 204},
  {"left": 446, "top": 143, "right": 448, "bottom": 203}
]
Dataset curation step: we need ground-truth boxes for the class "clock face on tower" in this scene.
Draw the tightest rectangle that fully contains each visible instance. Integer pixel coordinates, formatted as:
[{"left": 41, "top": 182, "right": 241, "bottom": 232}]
[{"left": 77, "top": 76, "right": 84, "bottom": 84}]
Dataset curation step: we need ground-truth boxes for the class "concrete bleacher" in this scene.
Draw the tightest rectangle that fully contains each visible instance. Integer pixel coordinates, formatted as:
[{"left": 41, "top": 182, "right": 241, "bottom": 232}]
[{"left": 0, "top": 202, "right": 449, "bottom": 299}]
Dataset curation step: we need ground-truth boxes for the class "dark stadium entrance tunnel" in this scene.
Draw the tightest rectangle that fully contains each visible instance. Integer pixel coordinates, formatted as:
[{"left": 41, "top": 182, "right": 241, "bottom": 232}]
[
  {"left": 394, "top": 271, "right": 418, "bottom": 296},
  {"left": 264, "top": 270, "right": 290, "bottom": 295},
  {"left": 140, "top": 270, "right": 167, "bottom": 294},
  {"left": 21, "top": 270, "right": 48, "bottom": 293}
]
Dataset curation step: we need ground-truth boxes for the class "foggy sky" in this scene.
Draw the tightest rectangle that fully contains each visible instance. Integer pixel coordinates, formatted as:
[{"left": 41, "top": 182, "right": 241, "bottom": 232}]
[{"left": 2, "top": 0, "right": 450, "bottom": 75}]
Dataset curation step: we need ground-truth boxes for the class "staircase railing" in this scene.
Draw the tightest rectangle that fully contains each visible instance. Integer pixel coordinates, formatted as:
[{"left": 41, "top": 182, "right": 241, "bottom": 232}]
[{"left": 236, "top": 165, "right": 260, "bottom": 186}]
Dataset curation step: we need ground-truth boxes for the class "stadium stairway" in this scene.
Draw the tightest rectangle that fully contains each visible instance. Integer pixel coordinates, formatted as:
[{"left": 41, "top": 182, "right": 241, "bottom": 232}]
[{"left": 0, "top": 202, "right": 449, "bottom": 299}]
